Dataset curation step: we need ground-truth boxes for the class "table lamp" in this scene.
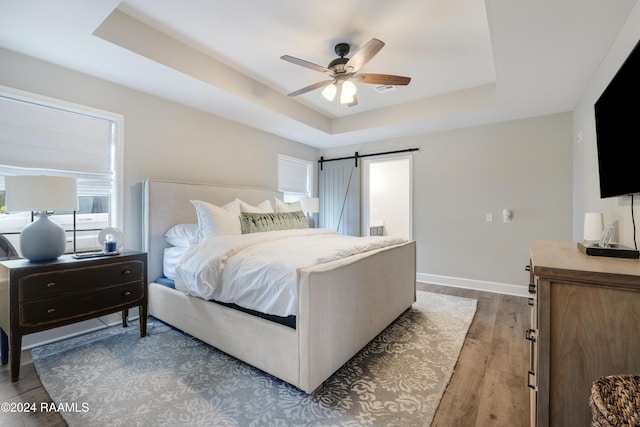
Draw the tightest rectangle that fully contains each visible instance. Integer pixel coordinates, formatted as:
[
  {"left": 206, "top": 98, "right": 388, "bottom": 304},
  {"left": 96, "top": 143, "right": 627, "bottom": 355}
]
[
  {"left": 5, "top": 175, "right": 78, "bottom": 262},
  {"left": 300, "top": 197, "right": 320, "bottom": 228}
]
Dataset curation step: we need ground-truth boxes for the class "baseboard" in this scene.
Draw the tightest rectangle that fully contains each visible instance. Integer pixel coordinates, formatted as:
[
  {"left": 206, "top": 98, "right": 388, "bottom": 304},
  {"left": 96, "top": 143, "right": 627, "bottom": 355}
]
[{"left": 416, "top": 273, "right": 529, "bottom": 298}]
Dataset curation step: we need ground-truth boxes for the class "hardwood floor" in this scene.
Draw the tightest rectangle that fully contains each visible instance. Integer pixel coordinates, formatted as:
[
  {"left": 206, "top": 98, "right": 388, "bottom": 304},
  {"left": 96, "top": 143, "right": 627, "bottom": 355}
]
[
  {"left": 0, "top": 351, "right": 66, "bottom": 426},
  {"left": 0, "top": 283, "right": 529, "bottom": 426},
  {"left": 421, "top": 283, "right": 530, "bottom": 427}
]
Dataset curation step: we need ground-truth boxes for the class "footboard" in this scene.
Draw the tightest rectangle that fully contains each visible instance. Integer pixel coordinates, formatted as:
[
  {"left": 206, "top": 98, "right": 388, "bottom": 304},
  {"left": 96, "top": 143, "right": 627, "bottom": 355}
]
[{"left": 297, "top": 240, "right": 416, "bottom": 393}]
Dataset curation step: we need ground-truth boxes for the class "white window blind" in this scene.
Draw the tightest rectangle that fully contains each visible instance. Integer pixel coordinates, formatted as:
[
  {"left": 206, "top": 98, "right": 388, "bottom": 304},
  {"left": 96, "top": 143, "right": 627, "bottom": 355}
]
[
  {"left": 0, "top": 92, "right": 115, "bottom": 196},
  {"left": 278, "top": 155, "right": 312, "bottom": 196}
]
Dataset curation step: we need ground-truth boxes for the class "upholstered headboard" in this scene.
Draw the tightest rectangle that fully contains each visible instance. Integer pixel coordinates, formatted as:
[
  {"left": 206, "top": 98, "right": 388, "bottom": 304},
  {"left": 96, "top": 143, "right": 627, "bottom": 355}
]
[{"left": 142, "top": 179, "right": 283, "bottom": 282}]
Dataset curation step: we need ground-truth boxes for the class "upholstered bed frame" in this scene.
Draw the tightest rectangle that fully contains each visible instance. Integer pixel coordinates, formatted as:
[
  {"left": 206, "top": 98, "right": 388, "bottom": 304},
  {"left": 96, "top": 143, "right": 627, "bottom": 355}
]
[{"left": 142, "top": 179, "right": 416, "bottom": 393}]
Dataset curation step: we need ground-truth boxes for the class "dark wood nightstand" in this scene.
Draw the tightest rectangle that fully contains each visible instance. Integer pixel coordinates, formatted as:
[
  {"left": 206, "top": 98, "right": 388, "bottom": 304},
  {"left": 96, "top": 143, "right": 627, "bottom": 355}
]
[{"left": 0, "top": 250, "right": 147, "bottom": 382}]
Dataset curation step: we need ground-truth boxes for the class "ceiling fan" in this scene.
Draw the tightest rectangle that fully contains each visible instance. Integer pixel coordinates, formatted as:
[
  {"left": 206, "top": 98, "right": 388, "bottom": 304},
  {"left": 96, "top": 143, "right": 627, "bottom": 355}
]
[{"left": 281, "top": 38, "right": 411, "bottom": 107}]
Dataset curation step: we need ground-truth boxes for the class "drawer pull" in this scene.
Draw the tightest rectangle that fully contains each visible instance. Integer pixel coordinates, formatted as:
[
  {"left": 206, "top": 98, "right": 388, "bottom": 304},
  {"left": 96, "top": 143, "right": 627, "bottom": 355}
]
[
  {"left": 122, "top": 270, "right": 131, "bottom": 275},
  {"left": 528, "top": 370, "right": 537, "bottom": 389},
  {"left": 47, "top": 308, "right": 56, "bottom": 314},
  {"left": 46, "top": 282, "right": 56, "bottom": 288},
  {"left": 525, "top": 329, "right": 536, "bottom": 342},
  {"left": 123, "top": 291, "right": 132, "bottom": 297}
]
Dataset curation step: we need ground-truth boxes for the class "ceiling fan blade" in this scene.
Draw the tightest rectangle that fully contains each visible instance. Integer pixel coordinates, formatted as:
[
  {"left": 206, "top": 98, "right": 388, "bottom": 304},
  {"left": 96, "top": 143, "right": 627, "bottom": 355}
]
[
  {"left": 345, "top": 38, "right": 385, "bottom": 72},
  {"left": 281, "top": 55, "right": 333, "bottom": 75},
  {"left": 287, "top": 80, "right": 333, "bottom": 97},
  {"left": 356, "top": 73, "right": 411, "bottom": 86}
]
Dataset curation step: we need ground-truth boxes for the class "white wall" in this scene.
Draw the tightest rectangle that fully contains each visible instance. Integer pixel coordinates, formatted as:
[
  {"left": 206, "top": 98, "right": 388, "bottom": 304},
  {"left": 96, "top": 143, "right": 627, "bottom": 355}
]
[
  {"left": 367, "top": 157, "right": 411, "bottom": 239},
  {"left": 573, "top": 2, "right": 640, "bottom": 247},
  {"left": 323, "top": 113, "right": 573, "bottom": 295}
]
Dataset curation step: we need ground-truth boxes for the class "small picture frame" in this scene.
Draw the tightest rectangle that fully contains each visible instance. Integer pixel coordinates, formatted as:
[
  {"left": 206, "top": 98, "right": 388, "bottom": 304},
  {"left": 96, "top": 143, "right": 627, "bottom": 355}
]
[{"left": 599, "top": 224, "right": 614, "bottom": 247}]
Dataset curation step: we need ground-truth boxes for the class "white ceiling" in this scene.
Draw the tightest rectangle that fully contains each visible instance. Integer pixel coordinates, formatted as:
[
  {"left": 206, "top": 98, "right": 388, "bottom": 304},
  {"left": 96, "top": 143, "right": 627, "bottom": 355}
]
[{"left": 0, "top": 0, "right": 636, "bottom": 149}]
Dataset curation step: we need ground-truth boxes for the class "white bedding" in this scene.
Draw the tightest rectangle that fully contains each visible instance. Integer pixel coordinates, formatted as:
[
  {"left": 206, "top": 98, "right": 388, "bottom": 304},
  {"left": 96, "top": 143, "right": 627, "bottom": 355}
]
[
  {"left": 163, "top": 246, "right": 188, "bottom": 280},
  {"left": 174, "top": 228, "right": 406, "bottom": 317}
]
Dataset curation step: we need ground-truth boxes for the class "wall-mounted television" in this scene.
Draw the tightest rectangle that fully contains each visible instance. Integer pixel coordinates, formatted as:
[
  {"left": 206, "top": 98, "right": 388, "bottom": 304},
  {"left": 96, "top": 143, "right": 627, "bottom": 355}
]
[{"left": 594, "top": 38, "right": 640, "bottom": 199}]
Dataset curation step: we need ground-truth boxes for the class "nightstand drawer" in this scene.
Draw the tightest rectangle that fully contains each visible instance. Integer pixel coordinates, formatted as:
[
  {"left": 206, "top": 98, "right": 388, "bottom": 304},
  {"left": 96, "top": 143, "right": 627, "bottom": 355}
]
[
  {"left": 20, "top": 282, "right": 144, "bottom": 327},
  {"left": 19, "top": 260, "right": 144, "bottom": 302}
]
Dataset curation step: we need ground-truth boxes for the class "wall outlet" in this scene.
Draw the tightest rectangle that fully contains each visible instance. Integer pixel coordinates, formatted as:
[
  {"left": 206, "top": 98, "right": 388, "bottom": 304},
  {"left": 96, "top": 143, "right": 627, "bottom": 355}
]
[
  {"left": 502, "top": 209, "right": 512, "bottom": 223},
  {"left": 486, "top": 213, "right": 493, "bottom": 222}
]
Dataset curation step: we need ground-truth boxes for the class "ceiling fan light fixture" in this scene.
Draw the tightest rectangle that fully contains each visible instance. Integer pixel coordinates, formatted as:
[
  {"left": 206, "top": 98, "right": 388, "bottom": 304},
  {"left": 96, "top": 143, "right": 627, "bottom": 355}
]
[
  {"left": 340, "top": 93, "right": 355, "bottom": 104},
  {"left": 339, "top": 80, "right": 357, "bottom": 104},
  {"left": 282, "top": 38, "right": 408, "bottom": 108},
  {"left": 322, "top": 83, "right": 337, "bottom": 101},
  {"left": 342, "top": 80, "right": 356, "bottom": 97}
]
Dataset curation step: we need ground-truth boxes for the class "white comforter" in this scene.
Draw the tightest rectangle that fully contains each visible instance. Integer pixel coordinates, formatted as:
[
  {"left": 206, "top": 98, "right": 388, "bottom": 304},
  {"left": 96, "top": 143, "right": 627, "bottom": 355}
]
[{"left": 174, "top": 228, "right": 406, "bottom": 317}]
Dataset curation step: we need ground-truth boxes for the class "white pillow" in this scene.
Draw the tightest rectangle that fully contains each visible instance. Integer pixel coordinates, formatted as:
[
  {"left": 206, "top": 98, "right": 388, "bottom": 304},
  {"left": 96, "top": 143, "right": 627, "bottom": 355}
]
[
  {"left": 274, "top": 198, "right": 302, "bottom": 213},
  {"left": 163, "top": 246, "right": 187, "bottom": 280},
  {"left": 164, "top": 223, "right": 199, "bottom": 247},
  {"left": 239, "top": 199, "right": 273, "bottom": 213},
  {"left": 223, "top": 198, "right": 242, "bottom": 216},
  {"left": 191, "top": 199, "right": 242, "bottom": 238}
]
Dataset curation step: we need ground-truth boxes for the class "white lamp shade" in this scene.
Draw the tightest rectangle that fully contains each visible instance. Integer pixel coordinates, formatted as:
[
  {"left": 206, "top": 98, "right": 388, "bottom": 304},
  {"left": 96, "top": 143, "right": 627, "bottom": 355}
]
[
  {"left": 583, "top": 212, "right": 604, "bottom": 243},
  {"left": 5, "top": 175, "right": 78, "bottom": 212},
  {"left": 300, "top": 197, "right": 320, "bottom": 213},
  {"left": 342, "top": 80, "right": 356, "bottom": 97},
  {"left": 340, "top": 80, "right": 357, "bottom": 104},
  {"left": 322, "top": 84, "right": 337, "bottom": 101}
]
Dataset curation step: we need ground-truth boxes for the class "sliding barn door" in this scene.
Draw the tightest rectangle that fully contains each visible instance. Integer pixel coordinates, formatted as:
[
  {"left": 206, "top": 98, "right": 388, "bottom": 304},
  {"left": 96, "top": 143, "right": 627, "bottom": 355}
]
[{"left": 319, "top": 159, "right": 361, "bottom": 236}]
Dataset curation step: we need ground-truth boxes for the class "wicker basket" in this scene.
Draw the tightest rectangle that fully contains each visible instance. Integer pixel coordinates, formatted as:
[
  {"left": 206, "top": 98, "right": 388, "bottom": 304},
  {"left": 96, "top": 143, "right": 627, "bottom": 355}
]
[{"left": 589, "top": 375, "right": 640, "bottom": 427}]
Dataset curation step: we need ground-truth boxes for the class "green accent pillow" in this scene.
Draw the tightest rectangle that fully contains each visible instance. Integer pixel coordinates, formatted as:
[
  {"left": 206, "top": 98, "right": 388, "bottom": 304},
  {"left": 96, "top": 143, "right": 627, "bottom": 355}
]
[{"left": 240, "top": 211, "right": 308, "bottom": 234}]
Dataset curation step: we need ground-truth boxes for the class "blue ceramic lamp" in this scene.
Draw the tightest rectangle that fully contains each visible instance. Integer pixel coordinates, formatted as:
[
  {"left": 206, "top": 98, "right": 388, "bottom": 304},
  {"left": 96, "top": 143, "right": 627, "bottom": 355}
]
[{"left": 5, "top": 176, "right": 77, "bottom": 262}]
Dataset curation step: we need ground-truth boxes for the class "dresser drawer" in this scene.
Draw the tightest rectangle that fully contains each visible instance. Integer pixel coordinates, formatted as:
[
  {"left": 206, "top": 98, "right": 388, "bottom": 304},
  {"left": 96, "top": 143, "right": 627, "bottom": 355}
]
[
  {"left": 19, "top": 260, "right": 144, "bottom": 302},
  {"left": 20, "top": 282, "right": 144, "bottom": 327}
]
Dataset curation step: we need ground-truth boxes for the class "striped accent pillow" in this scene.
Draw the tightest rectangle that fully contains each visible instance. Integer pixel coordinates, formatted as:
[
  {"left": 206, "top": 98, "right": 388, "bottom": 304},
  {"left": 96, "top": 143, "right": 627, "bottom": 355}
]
[{"left": 240, "top": 211, "right": 308, "bottom": 234}]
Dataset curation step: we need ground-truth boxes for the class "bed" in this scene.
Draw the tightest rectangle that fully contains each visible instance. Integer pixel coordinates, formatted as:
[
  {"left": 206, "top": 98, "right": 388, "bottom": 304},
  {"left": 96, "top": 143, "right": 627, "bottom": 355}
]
[{"left": 142, "top": 179, "right": 416, "bottom": 393}]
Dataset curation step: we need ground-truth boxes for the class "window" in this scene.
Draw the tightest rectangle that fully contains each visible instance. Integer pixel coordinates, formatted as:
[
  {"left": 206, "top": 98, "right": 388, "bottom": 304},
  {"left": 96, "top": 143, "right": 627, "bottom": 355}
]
[
  {"left": 277, "top": 154, "right": 313, "bottom": 202},
  {"left": 0, "top": 86, "right": 123, "bottom": 255}
]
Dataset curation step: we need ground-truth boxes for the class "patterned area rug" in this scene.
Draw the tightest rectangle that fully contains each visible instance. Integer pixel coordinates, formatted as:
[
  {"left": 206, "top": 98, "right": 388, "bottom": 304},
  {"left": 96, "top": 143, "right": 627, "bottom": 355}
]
[{"left": 32, "top": 291, "right": 477, "bottom": 426}]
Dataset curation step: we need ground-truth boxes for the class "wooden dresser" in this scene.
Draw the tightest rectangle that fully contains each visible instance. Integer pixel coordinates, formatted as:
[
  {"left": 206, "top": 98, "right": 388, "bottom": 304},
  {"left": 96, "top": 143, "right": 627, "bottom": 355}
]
[
  {"left": 0, "top": 251, "right": 147, "bottom": 382},
  {"left": 528, "top": 241, "right": 640, "bottom": 426}
]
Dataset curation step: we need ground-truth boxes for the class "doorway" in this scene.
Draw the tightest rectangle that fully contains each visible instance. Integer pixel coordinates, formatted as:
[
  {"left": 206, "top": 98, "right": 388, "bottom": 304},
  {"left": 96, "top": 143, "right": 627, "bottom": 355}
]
[{"left": 362, "top": 155, "right": 412, "bottom": 240}]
